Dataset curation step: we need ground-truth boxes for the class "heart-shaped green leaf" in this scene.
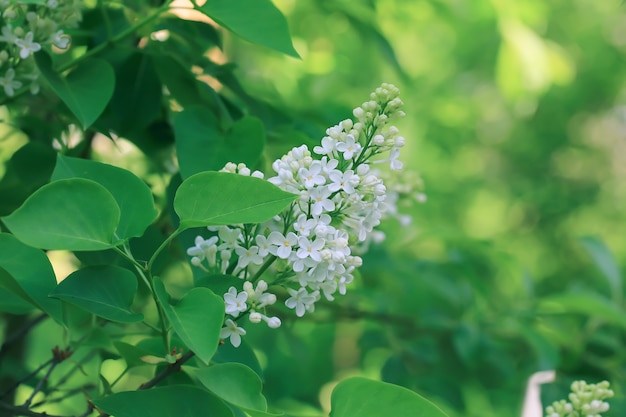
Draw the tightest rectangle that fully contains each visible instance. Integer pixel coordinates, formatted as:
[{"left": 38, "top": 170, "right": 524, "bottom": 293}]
[
  {"left": 195, "top": 363, "right": 267, "bottom": 412},
  {"left": 154, "top": 277, "right": 224, "bottom": 364},
  {"left": 50, "top": 265, "right": 143, "bottom": 323},
  {"left": 93, "top": 385, "right": 234, "bottom": 417},
  {"left": 330, "top": 377, "right": 449, "bottom": 417},
  {"left": 194, "top": 0, "right": 299, "bottom": 57},
  {"left": 174, "top": 172, "right": 296, "bottom": 229},
  {"left": 0, "top": 233, "right": 63, "bottom": 323},
  {"left": 174, "top": 107, "right": 265, "bottom": 179},
  {"left": 52, "top": 155, "right": 157, "bottom": 241},
  {"left": 2, "top": 178, "right": 121, "bottom": 251},
  {"left": 36, "top": 53, "right": 115, "bottom": 129}
]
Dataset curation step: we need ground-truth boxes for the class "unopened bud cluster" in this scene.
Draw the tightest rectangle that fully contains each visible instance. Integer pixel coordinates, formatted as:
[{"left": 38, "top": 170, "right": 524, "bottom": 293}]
[
  {"left": 0, "top": 0, "right": 82, "bottom": 97},
  {"left": 188, "top": 84, "right": 420, "bottom": 347},
  {"left": 545, "top": 380, "right": 614, "bottom": 417}
]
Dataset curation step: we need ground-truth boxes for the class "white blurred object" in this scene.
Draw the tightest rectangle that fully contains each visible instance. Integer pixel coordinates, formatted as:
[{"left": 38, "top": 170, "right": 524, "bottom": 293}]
[{"left": 521, "top": 370, "right": 556, "bottom": 417}]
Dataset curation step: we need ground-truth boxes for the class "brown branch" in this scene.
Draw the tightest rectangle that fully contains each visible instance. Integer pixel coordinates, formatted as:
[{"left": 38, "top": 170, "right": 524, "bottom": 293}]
[
  {"left": 96, "top": 350, "right": 196, "bottom": 417},
  {"left": 139, "top": 350, "right": 195, "bottom": 390},
  {"left": 0, "top": 359, "right": 54, "bottom": 400}
]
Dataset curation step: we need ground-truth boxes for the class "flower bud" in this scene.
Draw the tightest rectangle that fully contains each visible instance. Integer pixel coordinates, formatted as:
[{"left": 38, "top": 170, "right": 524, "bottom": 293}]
[
  {"left": 249, "top": 311, "right": 262, "bottom": 323},
  {"left": 256, "top": 280, "right": 268, "bottom": 292},
  {"left": 266, "top": 316, "right": 281, "bottom": 328}
]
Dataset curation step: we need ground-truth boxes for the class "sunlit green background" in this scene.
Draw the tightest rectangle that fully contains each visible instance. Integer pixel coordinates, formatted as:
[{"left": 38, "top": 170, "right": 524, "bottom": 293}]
[
  {"left": 222, "top": 0, "right": 626, "bottom": 416},
  {"left": 1, "top": 1, "right": 625, "bottom": 416}
]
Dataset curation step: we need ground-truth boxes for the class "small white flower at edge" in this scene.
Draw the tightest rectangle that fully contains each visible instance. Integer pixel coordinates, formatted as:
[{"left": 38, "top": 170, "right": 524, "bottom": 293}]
[
  {"left": 15, "top": 31, "right": 41, "bottom": 59},
  {"left": 285, "top": 288, "right": 318, "bottom": 317},
  {"left": 220, "top": 319, "right": 246, "bottom": 348},
  {"left": 0, "top": 68, "right": 22, "bottom": 97},
  {"left": 224, "top": 287, "right": 248, "bottom": 317}
]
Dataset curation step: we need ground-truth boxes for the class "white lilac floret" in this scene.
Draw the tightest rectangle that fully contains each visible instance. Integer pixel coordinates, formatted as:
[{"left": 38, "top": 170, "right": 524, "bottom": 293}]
[
  {"left": 0, "top": 1, "right": 82, "bottom": 98},
  {"left": 545, "top": 380, "right": 613, "bottom": 417},
  {"left": 202, "top": 84, "right": 422, "bottom": 347}
]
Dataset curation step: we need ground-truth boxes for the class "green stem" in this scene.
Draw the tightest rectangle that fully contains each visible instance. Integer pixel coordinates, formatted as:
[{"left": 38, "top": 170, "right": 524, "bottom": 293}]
[
  {"left": 118, "top": 241, "right": 172, "bottom": 354},
  {"left": 147, "top": 227, "right": 182, "bottom": 273},
  {"left": 58, "top": 0, "right": 173, "bottom": 73},
  {"left": 250, "top": 255, "right": 277, "bottom": 283}
]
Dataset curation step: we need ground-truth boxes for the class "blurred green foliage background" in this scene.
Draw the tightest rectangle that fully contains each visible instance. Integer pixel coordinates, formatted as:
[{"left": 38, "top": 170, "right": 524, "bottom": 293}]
[
  {"left": 221, "top": 0, "right": 626, "bottom": 416},
  {"left": 1, "top": 1, "right": 625, "bottom": 416}
]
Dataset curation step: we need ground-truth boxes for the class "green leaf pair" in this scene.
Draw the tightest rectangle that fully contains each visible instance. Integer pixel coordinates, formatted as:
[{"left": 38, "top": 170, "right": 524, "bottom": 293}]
[
  {"left": 93, "top": 376, "right": 449, "bottom": 417},
  {"left": 0, "top": 237, "right": 141, "bottom": 324},
  {"left": 2, "top": 155, "right": 157, "bottom": 251}
]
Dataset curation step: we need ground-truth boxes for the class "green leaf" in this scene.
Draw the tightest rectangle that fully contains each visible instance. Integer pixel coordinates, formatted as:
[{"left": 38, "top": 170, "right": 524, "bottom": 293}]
[
  {"left": 194, "top": 0, "right": 299, "bottom": 57},
  {"left": 538, "top": 292, "right": 626, "bottom": 329},
  {"left": 174, "top": 172, "right": 296, "bottom": 229},
  {"left": 0, "top": 285, "right": 33, "bottom": 314},
  {"left": 212, "top": 338, "right": 263, "bottom": 379},
  {"left": 195, "top": 363, "right": 267, "bottom": 411},
  {"left": 330, "top": 377, "right": 449, "bottom": 417},
  {"left": 152, "top": 55, "right": 212, "bottom": 109},
  {"left": 0, "top": 234, "right": 63, "bottom": 322},
  {"left": 154, "top": 277, "right": 224, "bottom": 364},
  {"left": 93, "top": 385, "right": 234, "bottom": 417},
  {"left": 2, "top": 178, "right": 121, "bottom": 251},
  {"left": 580, "top": 236, "right": 623, "bottom": 304},
  {"left": 51, "top": 155, "right": 157, "bottom": 241},
  {"left": 174, "top": 107, "right": 265, "bottom": 179},
  {"left": 0, "top": 141, "right": 56, "bottom": 216},
  {"left": 35, "top": 53, "right": 115, "bottom": 129},
  {"left": 109, "top": 53, "right": 163, "bottom": 134},
  {"left": 50, "top": 265, "right": 143, "bottom": 323}
]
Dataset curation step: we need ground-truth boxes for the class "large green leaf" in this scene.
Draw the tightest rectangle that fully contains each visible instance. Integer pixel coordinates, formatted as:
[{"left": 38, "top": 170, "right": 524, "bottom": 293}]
[
  {"left": 195, "top": 363, "right": 267, "bottom": 412},
  {"left": 2, "top": 178, "right": 121, "bottom": 251},
  {"left": 154, "top": 277, "right": 224, "bottom": 364},
  {"left": 174, "top": 172, "right": 296, "bottom": 229},
  {"left": 50, "top": 265, "right": 143, "bottom": 323},
  {"left": 194, "top": 0, "right": 298, "bottom": 57},
  {"left": 35, "top": 53, "right": 115, "bottom": 129},
  {"left": 0, "top": 234, "right": 63, "bottom": 322},
  {"left": 330, "top": 377, "right": 449, "bottom": 417},
  {"left": 174, "top": 107, "right": 265, "bottom": 179},
  {"left": 51, "top": 155, "right": 157, "bottom": 241},
  {"left": 93, "top": 385, "right": 234, "bottom": 417}
]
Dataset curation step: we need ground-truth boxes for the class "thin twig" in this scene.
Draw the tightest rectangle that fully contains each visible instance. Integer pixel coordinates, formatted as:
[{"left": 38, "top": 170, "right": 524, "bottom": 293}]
[
  {"left": 95, "top": 350, "right": 196, "bottom": 417},
  {"left": 21, "top": 359, "right": 60, "bottom": 408},
  {"left": 139, "top": 350, "right": 195, "bottom": 390},
  {"left": 0, "top": 359, "right": 54, "bottom": 400}
]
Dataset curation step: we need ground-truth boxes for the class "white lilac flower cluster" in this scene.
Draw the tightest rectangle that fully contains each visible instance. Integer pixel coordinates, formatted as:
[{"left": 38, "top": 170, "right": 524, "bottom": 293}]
[
  {"left": 545, "top": 380, "right": 614, "bottom": 417},
  {"left": 0, "top": 0, "right": 82, "bottom": 97},
  {"left": 188, "top": 83, "right": 417, "bottom": 347}
]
